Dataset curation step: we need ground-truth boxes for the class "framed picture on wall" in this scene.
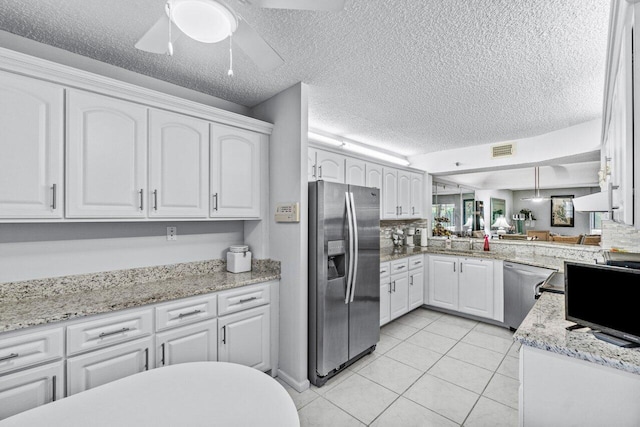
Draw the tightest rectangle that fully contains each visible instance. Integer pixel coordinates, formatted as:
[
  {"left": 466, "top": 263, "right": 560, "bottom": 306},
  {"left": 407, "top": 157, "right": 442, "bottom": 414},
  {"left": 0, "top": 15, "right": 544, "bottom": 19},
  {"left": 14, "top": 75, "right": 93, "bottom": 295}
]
[{"left": 550, "top": 195, "right": 574, "bottom": 227}]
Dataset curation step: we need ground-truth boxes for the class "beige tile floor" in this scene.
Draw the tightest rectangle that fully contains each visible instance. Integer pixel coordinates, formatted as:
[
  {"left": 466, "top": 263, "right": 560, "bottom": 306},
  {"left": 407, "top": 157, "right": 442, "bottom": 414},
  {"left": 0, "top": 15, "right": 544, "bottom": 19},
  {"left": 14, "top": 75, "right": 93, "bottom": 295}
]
[{"left": 278, "top": 307, "right": 521, "bottom": 427}]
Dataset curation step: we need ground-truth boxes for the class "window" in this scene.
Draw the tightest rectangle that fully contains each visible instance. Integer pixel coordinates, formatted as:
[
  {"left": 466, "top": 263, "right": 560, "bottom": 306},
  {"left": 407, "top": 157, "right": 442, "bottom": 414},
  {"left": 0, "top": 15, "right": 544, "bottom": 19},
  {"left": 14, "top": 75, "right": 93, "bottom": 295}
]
[{"left": 590, "top": 212, "right": 603, "bottom": 235}]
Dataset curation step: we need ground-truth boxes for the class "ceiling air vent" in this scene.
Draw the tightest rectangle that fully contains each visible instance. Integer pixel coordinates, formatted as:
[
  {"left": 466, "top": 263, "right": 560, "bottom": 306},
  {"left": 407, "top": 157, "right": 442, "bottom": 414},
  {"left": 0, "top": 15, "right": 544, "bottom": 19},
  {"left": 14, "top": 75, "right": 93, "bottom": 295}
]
[{"left": 491, "top": 143, "right": 515, "bottom": 159}]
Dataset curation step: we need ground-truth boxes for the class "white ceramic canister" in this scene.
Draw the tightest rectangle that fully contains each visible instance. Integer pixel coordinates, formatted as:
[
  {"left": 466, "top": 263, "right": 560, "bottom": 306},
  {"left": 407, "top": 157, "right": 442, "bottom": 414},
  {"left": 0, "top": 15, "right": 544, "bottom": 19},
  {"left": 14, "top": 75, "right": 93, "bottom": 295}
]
[{"left": 227, "top": 245, "right": 252, "bottom": 273}]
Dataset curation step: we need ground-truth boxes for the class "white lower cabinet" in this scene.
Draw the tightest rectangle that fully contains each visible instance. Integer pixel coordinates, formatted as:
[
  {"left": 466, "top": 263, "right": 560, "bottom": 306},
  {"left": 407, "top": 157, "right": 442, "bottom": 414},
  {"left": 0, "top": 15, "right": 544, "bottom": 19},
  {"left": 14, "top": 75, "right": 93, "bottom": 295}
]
[
  {"left": 427, "top": 255, "right": 497, "bottom": 320},
  {"left": 218, "top": 305, "right": 270, "bottom": 372},
  {"left": 0, "top": 361, "right": 63, "bottom": 420},
  {"left": 66, "top": 336, "right": 153, "bottom": 396},
  {"left": 389, "top": 272, "right": 409, "bottom": 320},
  {"left": 379, "top": 262, "right": 391, "bottom": 326},
  {"left": 408, "top": 256, "right": 425, "bottom": 311},
  {"left": 156, "top": 319, "right": 217, "bottom": 367}
]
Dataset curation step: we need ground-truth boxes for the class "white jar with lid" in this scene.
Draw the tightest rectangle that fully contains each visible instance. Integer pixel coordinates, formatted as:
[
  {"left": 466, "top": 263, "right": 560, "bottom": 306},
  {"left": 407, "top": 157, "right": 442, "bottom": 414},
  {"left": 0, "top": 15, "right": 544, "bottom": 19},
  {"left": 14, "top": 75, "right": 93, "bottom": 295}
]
[{"left": 227, "top": 245, "right": 252, "bottom": 273}]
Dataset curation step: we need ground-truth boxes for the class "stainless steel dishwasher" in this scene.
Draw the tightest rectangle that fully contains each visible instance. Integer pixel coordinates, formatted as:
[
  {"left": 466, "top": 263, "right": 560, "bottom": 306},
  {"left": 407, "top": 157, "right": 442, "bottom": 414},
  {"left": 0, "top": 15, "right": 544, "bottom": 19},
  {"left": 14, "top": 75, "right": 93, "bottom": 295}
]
[{"left": 503, "top": 262, "right": 556, "bottom": 330}]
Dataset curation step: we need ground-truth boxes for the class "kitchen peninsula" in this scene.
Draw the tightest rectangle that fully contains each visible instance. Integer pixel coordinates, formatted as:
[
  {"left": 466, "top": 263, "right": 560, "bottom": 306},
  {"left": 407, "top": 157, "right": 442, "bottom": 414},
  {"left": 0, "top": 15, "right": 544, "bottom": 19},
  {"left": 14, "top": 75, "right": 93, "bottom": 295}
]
[{"left": 515, "top": 292, "right": 640, "bottom": 426}]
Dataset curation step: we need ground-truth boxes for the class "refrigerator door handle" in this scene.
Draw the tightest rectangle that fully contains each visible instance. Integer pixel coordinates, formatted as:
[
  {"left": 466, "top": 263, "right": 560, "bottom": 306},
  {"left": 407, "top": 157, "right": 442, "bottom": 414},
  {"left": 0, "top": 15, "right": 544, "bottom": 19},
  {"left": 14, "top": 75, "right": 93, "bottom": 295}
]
[
  {"left": 345, "top": 192, "right": 354, "bottom": 304},
  {"left": 349, "top": 192, "right": 358, "bottom": 303}
]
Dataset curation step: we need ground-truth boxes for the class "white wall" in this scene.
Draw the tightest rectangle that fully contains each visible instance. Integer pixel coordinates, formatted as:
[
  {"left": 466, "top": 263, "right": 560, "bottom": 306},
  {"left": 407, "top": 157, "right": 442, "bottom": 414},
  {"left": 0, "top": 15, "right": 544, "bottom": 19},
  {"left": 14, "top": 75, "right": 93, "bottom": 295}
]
[
  {"left": 251, "top": 83, "right": 310, "bottom": 391},
  {"left": 0, "top": 222, "right": 244, "bottom": 282}
]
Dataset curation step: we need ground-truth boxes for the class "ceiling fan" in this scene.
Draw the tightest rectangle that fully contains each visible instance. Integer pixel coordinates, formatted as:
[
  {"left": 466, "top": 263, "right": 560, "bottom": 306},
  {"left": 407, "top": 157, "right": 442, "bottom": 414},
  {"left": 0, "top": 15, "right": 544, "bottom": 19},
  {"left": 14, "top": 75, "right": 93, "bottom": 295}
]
[{"left": 134, "top": 0, "right": 345, "bottom": 73}]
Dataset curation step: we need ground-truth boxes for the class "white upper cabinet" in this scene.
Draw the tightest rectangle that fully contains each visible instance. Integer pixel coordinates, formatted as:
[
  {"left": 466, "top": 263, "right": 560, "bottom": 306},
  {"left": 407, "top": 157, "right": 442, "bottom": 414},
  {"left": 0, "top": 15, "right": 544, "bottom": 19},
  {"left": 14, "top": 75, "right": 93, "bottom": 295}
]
[
  {"left": 316, "top": 150, "right": 345, "bottom": 183},
  {"left": 210, "top": 123, "right": 261, "bottom": 218},
  {"left": 148, "top": 110, "right": 209, "bottom": 218},
  {"left": 345, "top": 158, "right": 366, "bottom": 186},
  {"left": 66, "top": 90, "right": 147, "bottom": 218},
  {"left": 382, "top": 168, "right": 399, "bottom": 219},
  {"left": 410, "top": 172, "right": 424, "bottom": 218},
  {"left": 308, "top": 147, "right": 318, "bottom": 181},
  {"left": 398, "top": 170, "right": 411, "bottom": 218},
  {"left": 0, "top": 72, "right": 63, "bottom": 219},
  {"left": 366, "top": 163, "right": 383, "bottom": 189}
]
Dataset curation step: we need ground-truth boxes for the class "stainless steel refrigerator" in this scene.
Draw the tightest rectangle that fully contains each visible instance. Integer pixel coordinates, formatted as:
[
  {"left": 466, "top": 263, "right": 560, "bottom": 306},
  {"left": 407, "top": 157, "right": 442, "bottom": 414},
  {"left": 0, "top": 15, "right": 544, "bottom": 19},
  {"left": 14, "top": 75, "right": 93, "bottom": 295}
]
[{"left": 308, "top": 180, "right": 380, "bottom": 387}]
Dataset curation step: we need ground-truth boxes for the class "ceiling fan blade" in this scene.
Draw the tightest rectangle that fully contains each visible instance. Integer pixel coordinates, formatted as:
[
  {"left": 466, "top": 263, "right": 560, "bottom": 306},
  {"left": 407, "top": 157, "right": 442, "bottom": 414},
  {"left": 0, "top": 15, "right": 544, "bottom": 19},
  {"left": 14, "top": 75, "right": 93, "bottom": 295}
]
[
  {"left": 134, "top": 14, "right": 181, "bottom": 54},
  {"left": 233, "top": 18, "right": 284, "bottom": 71},
  {"left": 245, "top": 0, "right": 345, "bottom": 11}
]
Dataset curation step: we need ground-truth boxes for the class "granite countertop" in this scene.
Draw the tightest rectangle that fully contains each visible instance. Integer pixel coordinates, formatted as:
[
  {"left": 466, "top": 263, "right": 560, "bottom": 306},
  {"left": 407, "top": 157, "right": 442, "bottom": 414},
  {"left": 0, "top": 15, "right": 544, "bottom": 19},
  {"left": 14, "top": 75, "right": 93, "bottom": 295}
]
[
  {"left": 0, "top": 260, "right": 280, "bottom": 334},
  {"left": 514, "top": 292, "right": 640, "bottom": 375},
  {"left": 379, "top": 246, "right": 560, "bottom": 271}
]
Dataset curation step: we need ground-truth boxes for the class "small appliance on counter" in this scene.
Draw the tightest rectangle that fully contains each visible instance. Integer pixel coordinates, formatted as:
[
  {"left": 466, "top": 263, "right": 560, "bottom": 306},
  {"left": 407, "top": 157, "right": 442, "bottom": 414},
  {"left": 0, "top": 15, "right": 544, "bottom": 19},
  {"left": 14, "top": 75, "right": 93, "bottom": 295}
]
[
  {"left": 227, "top": 245, "right": 252, "bottom": 273},
  {"left": 405, "top": 227, "right": 416, "bottom": 247},
  {"left": 603, "top": 251, "right": 640, "bottom": 269},
  {"left": 415, "top": 227, "right": 429, "bottom": 247}
]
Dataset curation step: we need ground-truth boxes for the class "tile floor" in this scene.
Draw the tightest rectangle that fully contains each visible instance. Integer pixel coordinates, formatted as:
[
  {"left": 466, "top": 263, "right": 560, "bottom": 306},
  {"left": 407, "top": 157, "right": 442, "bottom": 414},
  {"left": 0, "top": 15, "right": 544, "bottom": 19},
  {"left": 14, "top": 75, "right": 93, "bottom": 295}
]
[{"left": 278, "top": 307, "right": 521, "bottom": 427}]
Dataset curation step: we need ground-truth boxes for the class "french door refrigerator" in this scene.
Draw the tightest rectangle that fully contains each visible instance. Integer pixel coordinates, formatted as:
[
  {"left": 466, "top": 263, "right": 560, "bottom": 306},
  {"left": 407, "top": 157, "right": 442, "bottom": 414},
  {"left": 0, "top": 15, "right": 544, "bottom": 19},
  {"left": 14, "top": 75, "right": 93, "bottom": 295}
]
[{"left": 309, "top": 180, "right": 380, "bottom": 387}]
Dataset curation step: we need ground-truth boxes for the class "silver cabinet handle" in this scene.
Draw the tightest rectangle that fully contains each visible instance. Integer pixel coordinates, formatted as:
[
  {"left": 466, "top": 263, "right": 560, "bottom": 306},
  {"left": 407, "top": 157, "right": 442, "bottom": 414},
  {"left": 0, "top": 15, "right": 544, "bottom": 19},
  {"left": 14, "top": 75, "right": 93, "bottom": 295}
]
[
  {"left": 0, "top": 353, "right": 18, "bottom": 362},
  {"left": 312, "top": 164, "right": 317, "bottom": 178},
  {"left": 213, "top": 193, "right": 218, "bottom": 211},
  {"left": 144, "top": 348, "right": 149, "bottom": 371},
  {"left": 139, "top": 189, "right": 144, "bottom": 211},
  {"left": 460, "top": 262, "right": 463, "bottom": 273},
  {"left": 52, "top": 375, "right": 57, "bottom": 402},
  {"left": 397, "top": 265, "right": 406, "bottom": 269},
  {"left": 413, "top": 261, "right": 421, "bottom": 265},
  {"left": 318, "top": 165, "right": 322, "bottom": 178},
  {"left": 160, "top": 343, "right": 165, "bottom": 366},
  {"left": 153, "top": 189, "right": 158, "bottom": 210},
  {"left": 388, "top": 283, "right": 392, "bottom": 294},
  {"left": 99, "top": 327, "right": 130, "bottom": 338},
  {"left": 392, "top": 281, "right": 396, "bottom": 292},
  {"left": 239, "top": 296, "right": 257, "bottom": 303},
  {"left": 221, "top": 325, "right": 227, "bottom": 344},
  {"left": 178, "top": 309, "right": 202, "bottom": 318},
  {"left": 453, "top": 263, "right": 456, "bottom": 272},
  {"left": 380, "top": 269, "right": 387, "bottom": 274},
  {"left": 412, "top": 206, "right": 415, "bottom": 215},
  {"left": 51, "top": 184, "right": 57, "bottom": 210},
  {"left": 410, "top": 275, "right": 414, "bottom": 286}
]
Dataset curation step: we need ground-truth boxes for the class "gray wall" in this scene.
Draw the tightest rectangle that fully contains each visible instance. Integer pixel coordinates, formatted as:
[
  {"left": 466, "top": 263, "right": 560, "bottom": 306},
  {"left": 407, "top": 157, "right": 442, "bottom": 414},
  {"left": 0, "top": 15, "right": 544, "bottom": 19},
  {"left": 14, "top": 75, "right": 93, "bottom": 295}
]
[
  {"left": 251, "top": 83, "right": 309, "bottom": 391},
  {"left": 512, "top": 187, "right": 600, "bottom": 236}
]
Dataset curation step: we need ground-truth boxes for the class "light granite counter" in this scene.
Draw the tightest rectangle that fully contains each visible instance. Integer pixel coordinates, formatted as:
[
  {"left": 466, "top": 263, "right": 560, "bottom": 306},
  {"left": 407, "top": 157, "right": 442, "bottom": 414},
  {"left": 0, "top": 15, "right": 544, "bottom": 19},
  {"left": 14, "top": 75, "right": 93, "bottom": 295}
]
[
  {"left": 0, "top": 259, "right": 280, "bottom": 334},
  {"left": 514, "top": 292, "right": 640, "bottom": 375}
]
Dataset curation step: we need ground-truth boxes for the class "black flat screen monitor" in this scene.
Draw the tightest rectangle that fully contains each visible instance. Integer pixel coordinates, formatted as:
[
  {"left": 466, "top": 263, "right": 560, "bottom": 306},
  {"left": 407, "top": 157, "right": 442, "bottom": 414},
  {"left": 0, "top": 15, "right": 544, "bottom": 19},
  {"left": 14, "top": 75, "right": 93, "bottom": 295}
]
[{"left": 564, "top": 261, "right": 640, "bottom": 346}]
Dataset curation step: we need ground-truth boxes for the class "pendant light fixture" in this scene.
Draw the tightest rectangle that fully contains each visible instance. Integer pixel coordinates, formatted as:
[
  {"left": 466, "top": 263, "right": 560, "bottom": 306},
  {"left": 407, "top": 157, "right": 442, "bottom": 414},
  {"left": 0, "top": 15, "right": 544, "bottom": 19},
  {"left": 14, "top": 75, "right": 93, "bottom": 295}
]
[{"left": 520, "top": 166, "right": 550, "bottom": 202}]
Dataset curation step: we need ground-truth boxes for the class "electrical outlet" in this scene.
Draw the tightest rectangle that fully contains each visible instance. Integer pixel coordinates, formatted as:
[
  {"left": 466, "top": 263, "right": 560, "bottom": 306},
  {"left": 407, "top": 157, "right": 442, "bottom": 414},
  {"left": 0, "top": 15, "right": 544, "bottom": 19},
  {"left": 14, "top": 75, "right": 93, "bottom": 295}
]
[{"left": 167, "top": 226, "right": 177, "bottom": 241}]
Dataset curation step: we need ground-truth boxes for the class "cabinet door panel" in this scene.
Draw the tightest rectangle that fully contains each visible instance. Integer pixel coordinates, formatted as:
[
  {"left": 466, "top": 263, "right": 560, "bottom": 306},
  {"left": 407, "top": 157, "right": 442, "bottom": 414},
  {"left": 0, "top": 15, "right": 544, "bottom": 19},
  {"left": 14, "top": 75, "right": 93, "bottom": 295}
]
[
  {"left": 0, "top": 361, "right": 63, "bottom": 421},
  {"left": 316, "top": 150, "right": 345, "bottom": 183},
  {"left": 409, "top": 269, "right": 425, "bottom": 310},
  {"left": 149, "top": 110, "right": 208, "bottom": 217},
  {"left": 210, "top": 123, "right": 260, "bottom": 218},
  {"left": 66, "top": 90, "right": 147, "bottom": 218},
  {"left": 0, "top": 72, "right": 63, "bottom": 218},
  {"left": 218, "top": 305, "right": 270, "bottom": 372},
  {"left": 67, "top": 337, "right": 152, "bottom": 395},
  {"left": 410, "top": 172, "right": 423, "bottom": 218},
  {"left": 382, "top": 168, "right": 398, "bottom": 219},
  {"left": 366, "top": 163, "right": 383, "bottom": 189},
  {"left": 428, "top": 256, "right": 458, "bottom": 310},
  {"left": 380, "top": 279, "right": 391, "bottom": 326},
  {"left": 458, "top": 260, "right": 494, "bottom": 319},
  {"left": 156, "top": 319, "right": 217, "bottom": 367},
  {"left": 345, "top": 158, "right": 366, "bottom": 186},
  {"left": 390, "top": 273, "right": 409, "bottom": 320},
  {"left": 398, "top": 170, "right": 411, "bottom": 218}
]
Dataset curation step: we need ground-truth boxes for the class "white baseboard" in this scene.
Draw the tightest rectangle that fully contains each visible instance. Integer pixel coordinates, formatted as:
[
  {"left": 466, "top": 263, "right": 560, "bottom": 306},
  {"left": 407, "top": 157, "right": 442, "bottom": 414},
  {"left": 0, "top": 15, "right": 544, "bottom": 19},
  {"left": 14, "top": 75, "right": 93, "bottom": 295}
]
[{"left": 277, "top": 369, "right": 310, "bottom": 392}]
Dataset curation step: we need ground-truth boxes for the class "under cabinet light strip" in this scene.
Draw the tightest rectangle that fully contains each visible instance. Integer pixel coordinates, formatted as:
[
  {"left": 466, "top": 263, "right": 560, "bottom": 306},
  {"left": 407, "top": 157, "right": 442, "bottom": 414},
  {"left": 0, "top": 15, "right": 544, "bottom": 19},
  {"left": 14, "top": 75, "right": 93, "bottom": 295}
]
[{"left": 307, "top": 130, "right": 410, "bottom": 166}]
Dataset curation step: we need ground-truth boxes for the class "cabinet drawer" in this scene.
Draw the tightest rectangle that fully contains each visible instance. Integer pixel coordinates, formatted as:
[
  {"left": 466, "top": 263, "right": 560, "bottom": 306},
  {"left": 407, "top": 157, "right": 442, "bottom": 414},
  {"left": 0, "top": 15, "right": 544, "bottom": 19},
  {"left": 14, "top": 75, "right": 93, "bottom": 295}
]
[
  {"left": 379, "top": 262, "right": 391, "bottom": 279},
  {"left": 155, "top": 294, "right": 217, "bottom": 332},
  {"left": 409, "top": 255, "right": 424, "bottom": 270},
  {"left": 66, "top": 308, "right": 153, "bottom": 356},
  {"left": 0, "top": 328, "right": 63, "bottom": 375},
  {"left": 390, "top": 258, "right": 409, "bottom": 274},
  {"left": 218, "top": 283, "right": 270, "bottom": 316}
]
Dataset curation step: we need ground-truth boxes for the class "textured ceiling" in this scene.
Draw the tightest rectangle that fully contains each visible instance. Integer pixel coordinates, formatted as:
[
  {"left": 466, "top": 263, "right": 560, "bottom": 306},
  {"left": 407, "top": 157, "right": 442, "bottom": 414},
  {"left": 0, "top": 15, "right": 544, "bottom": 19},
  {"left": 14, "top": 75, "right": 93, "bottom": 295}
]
[{"left": 0, "top": 0, "right": 610, "bottom": 156}]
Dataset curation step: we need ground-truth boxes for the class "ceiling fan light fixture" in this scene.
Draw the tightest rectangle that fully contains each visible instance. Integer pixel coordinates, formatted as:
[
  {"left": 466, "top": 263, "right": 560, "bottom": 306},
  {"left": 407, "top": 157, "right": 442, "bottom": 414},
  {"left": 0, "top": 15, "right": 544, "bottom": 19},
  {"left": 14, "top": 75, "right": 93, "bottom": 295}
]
[{"left": 171, "top": 0, "right": 237, "bottom": 43}]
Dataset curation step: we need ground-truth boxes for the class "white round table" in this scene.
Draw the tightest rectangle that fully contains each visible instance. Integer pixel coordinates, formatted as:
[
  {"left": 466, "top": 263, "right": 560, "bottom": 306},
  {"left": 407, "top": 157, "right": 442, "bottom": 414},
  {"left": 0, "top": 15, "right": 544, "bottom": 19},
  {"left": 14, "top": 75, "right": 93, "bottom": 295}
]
[{"left": 0, "top": 362, "right": 299, "bottom": 427}]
